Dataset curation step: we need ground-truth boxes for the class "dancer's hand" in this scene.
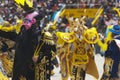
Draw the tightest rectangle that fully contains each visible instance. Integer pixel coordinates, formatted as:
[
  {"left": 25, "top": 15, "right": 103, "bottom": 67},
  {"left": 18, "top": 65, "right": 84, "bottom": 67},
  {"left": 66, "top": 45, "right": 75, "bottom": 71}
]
[{"left": 32, "top": 56, "right": 38, "bottom": 63}]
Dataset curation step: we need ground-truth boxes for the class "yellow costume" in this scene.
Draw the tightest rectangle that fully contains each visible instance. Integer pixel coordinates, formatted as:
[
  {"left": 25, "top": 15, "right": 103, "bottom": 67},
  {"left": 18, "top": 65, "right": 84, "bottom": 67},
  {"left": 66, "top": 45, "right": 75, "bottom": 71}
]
[
  {"left": 97, "top": 25, "right": 113, "bottom": 52},
  {"left": 0, "top": 55, "right": 13, "bottom": 76},
  {"left": 56, "top": 27, "right": 99, "bottom": 80},
  {"left": 56, "top": 32, "right": 76, "bottom": 80},
  {"left": 0, "top": 72, "right": 9, "bottom": 80},
  {"left": 0, "top": 20, "right": 23, "bottom": 34},
  {"left": 0, "top": 55, "right": 10, "bottom": 80}
]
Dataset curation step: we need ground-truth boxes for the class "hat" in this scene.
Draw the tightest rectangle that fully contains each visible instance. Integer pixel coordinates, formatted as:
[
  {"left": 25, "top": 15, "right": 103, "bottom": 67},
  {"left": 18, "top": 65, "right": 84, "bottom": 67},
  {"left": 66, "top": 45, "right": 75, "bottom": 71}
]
[
  {"left": 42, "top": 31, "right": 55, "bottom": 45},
  {"left": 109, "top": 25, "right": 120, "bottom": 34},
  {"left": 43, "top": 32, "right": 53, "bottom": 40}
]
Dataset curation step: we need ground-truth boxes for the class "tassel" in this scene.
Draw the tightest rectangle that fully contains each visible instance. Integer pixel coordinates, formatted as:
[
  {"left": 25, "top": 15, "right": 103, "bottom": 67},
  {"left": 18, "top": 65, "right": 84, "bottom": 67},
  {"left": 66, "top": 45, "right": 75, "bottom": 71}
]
[
  {"left": 0, "top": 72, "right": 9, "bottom": 80},
  {"left": 0, "top": 55, "right": 13, "bottom": 75},
  {"left": 19, "top": 75, "right": 27, "bottom": 80}
]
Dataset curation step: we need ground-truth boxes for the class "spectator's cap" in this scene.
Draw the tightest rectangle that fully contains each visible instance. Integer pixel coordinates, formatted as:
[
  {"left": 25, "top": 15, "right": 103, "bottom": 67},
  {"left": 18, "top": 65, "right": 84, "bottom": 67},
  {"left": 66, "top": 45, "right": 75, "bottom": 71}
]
[{"left": 109, "top": 25, "right": 120, "bottom": 34}]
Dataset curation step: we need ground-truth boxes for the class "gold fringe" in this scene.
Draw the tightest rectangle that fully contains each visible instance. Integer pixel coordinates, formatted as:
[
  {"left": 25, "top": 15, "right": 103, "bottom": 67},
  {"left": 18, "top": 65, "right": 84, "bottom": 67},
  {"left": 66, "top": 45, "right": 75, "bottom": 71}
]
[
  {"left": 43, "top": 39, "right": 55, "bottom": 45},
  {"left": 19, "top": 75, "right": 27, "bottom": 80},
  {"left": 0, "top": 72, "right": 9, "bottom": 80},
  {"left": 97, "top": 31, "right": 112, "bottom": 52},
  {"left": 0, "top": 55, "right": 13, "bottom": 75}
]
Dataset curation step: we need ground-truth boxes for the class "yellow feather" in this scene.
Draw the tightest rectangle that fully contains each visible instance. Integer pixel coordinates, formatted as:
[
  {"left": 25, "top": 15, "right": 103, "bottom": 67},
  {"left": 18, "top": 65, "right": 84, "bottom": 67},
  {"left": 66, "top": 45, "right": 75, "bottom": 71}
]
[
  {"left": 97, "top": 26, "right": 113, "bottom": 52},
  {"left": 15, "top": 0, "right": 25, "bottom": 6},
  {"left": 0, "top": 72, "right": 9, "bottom": 80},
  {"left": 0, "top": 55, "right": 13, "bottom": 75},
  {"left": 15, "top": 0, "right": 33, "bottom": 8},
  {"left": 25, "top": 0, "right": 33, "bottom": 8}
]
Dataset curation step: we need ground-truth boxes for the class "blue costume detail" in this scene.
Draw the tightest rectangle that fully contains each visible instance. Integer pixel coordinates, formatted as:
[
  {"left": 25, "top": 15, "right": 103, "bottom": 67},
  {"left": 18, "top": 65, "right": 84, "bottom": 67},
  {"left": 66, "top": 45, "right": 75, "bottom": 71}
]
[{"left": 105, "top": 36, "right": 120, "bottom": 78}]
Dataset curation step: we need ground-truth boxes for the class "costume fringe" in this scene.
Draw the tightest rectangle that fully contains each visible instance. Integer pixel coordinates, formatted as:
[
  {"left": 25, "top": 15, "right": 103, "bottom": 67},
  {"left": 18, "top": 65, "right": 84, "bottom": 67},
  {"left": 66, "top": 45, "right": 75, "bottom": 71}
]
[
  {"left": 19, "top": 75, "right": 27, "bottom": 80},
  {"left": 0, "top": 72, "right": 9, "bottom": 80},
  {"left": 0, "top": 55, "right": 13, "bottom": 75},
  {"left": 97, "top": 32, "right": 112, "bottom": 52}
]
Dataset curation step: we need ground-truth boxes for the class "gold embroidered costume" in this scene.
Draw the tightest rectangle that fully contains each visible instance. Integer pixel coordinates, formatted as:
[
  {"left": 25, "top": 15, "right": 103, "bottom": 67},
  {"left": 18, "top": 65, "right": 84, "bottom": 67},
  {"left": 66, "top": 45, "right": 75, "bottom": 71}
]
[
  {"left": 33, "top": 31, "right": 56, "bottom": 80},
  {"left": 56, "top": 19, "right": 99, "bottom": 80}
]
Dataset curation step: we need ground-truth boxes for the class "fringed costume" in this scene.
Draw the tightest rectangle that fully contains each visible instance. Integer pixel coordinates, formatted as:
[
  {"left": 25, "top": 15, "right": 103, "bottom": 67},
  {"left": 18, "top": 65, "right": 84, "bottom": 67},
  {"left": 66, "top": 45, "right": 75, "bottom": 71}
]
[
  {"left": 0, "top": 55, "right": 13, "bottom": 76},
  {"left": 0, "top": 40, "right": 13, "bottom": 77},
  {"left": 56, "top": 32, "right": 76, "bottom": 80},
  {"left": 33, "top": 31, "right": 56, "bottom": 80},
  {"left": 56, "top": 16, "right": 99, "bottom": 80},
  {"left": 0, "top": 40, "right": 11, "bottom": 80},
  {"left": 0, "top": 60, "right": 9, "bottom": 80},
  {"left": 101, "top": 25, "right": 120, "bottom": 80},
  {"left": 72, "top": 27, "right": 99, "bottom": 80},
  {"left": 0, "top": 1, "right": 45, "bottom": 80},
  {"left": 0, "top": 20, "right": 37, "bottom": 80},
  {"left": 0, "top": 12, "right": 41, "bottom": 80},
  {"left": 12, "top": 17, "right": 40, "bottom": 80},
  {"left": 56, "top": 28, "right": 99, "bottom": 80}
]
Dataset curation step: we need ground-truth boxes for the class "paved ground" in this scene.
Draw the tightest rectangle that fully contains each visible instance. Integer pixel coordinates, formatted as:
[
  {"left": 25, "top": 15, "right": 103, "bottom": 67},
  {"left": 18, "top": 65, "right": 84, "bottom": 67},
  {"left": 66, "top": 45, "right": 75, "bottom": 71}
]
[
  {"left": 51, "top": 54, "right": 105, "bottom": 80},
  {"left": 9, "top": 54, "right": 104, "bottom": 80}
]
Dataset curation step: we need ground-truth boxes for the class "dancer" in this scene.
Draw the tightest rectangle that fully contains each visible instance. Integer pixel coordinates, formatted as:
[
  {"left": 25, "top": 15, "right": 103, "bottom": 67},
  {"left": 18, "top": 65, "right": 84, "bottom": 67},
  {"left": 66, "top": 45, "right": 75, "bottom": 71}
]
[
  {"left": 33, "top": 31, "right": 57, "bottom": 80},
  {"left": 0, "top": 2, "right": 43, "bottom": 80},
  {"left": 101, "top": 25, "right": 120, "bottom": 80},
  {"left": 56, "top": 17, "right": 99, "bottom": 80}
]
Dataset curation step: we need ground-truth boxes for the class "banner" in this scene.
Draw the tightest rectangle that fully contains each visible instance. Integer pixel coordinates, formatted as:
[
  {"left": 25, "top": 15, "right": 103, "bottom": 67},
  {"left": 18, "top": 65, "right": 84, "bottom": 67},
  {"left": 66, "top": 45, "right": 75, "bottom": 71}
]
[{"left": 60, "top": 8, "right": 103, "bottom": 18}]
